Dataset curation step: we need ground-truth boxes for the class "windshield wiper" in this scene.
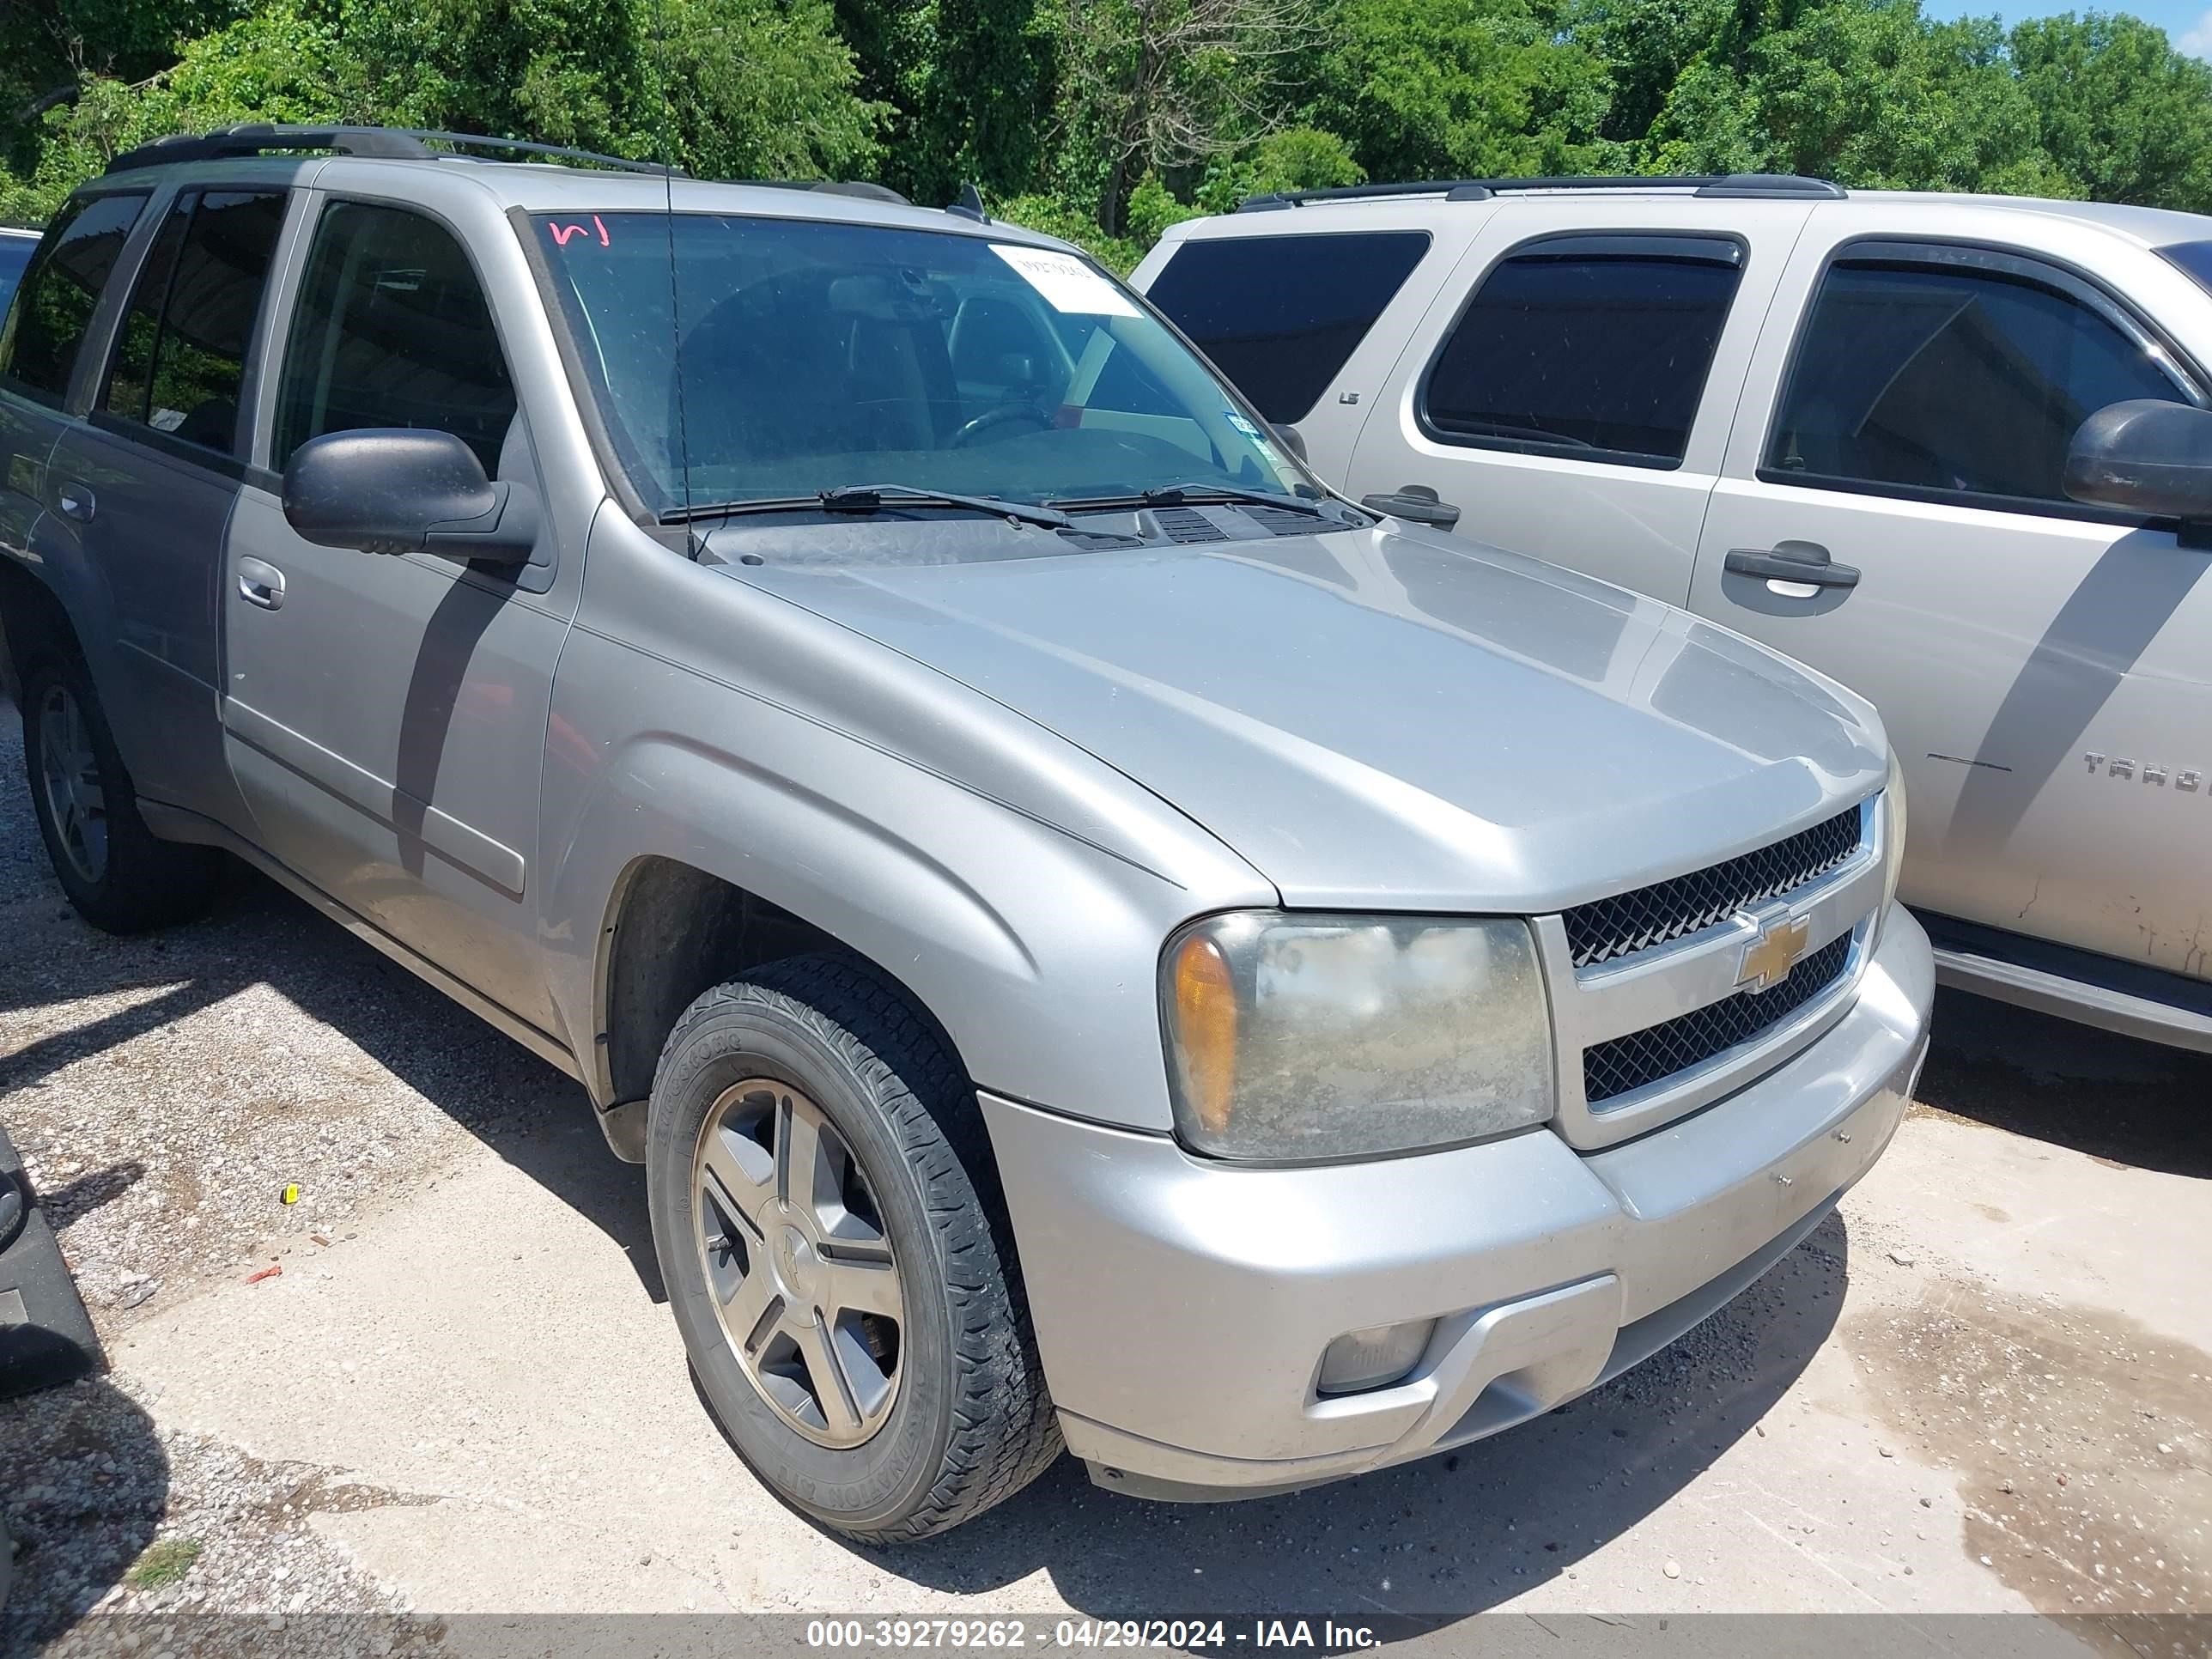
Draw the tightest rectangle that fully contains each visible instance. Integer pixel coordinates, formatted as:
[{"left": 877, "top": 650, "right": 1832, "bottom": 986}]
[
  {"left": 1045, "top": 483, "right": 1334, "bottom": 519},
  {"left": 662, "top": 484, "right": 1070, "bottom": 531}
]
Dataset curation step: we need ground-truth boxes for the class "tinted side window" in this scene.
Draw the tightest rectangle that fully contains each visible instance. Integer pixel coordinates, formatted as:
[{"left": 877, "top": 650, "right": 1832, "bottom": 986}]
[
  {"left": 1767, "top": 258, "right": 2192, "bottom": 506},
  {"left": 1422, "top": 239, "right": 1745, "bottom": 467},
  {"left": 0, "top": 192, "right": 149, "bottom": 404},
  {"left": 105, "top": 203, "right": 191, "bottom": 427},
  {"left": 0, "top": 236, "right": 36, "bottom": 318},
  {"left": 102, "top": 190, "right": 288, "bottom": 458},
  {"left": 276, "top": 203, "right": 515, "bottom": 474},
  {"left": 1146, "top": 232, "right": 1430, "bottom": 423},
  {"left": 2159, "top": 240, "right": 2212, "bottom": 298}
]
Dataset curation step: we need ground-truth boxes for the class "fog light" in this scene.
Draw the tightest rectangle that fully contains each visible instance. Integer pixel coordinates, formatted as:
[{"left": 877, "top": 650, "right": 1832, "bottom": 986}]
[{"left": 1317, "top": 1319, "right": 1436, "bottom": 1395}]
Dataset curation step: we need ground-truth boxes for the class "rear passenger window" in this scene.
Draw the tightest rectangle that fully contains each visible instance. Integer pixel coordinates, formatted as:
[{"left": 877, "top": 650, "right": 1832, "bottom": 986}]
[
  {"left": 102, "top": 189, "right": 289, "bottom": 459},
  {"left": 0, "top": 192, "right": 149, "bottom": 405},
  {"left": 275, "top": 203, "right": 516, "bottom": 475},
  {"left": 1766, "top": 255, "right": 2194, "bottom": 507},
  {"left": 1146, "top": 232, "right": 1430, "bottom": 424},
  {"left": 1421, "top": 235, "right": 1746, "bottom": 468}
]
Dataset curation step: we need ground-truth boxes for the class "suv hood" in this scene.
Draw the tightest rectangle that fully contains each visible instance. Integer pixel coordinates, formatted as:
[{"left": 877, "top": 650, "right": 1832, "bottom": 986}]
[{"left": 726, "top": 526, "right": 1887, "bottom": 911}]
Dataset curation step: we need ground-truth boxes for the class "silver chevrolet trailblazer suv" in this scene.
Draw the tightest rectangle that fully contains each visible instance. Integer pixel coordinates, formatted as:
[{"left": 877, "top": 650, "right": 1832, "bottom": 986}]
[
  {"left": 1137, "top": 173, "right": 2212, "bottom": 1054},
  {"left": 0, "top": 130, "right": 1931, "bottom": 1539}
]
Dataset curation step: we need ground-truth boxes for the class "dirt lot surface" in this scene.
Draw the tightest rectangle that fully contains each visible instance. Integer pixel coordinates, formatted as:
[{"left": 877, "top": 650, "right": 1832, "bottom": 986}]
[{"left": 2, "top": 708, "right": 2209, "bottom": 1657}]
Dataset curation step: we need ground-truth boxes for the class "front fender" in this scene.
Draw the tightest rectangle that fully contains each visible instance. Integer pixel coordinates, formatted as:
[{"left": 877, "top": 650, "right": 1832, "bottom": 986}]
[
  {"left": 538, "top": 518, "right": 1275, "bottom": 1134},
  {"left": 1, "top": 507, "right": 122, "bottom": 710}
]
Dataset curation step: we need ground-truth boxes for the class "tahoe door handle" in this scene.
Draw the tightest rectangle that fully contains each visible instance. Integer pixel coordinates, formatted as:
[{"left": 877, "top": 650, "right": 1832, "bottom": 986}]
[
  {"left": 1724, "top": 541, "right": 1859, "bottom": 589},
  {"left": 237, "top": 556, "right": 287, "bottom": 611},
  {"left": 56, "top": 482, "right": 95, "bottom": 522}
]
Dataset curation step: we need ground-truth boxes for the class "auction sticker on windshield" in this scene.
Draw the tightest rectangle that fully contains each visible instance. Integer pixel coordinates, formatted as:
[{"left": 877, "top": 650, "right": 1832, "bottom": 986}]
[{"left": 990, "top": 245, "right": 1140, "bottom": 317}]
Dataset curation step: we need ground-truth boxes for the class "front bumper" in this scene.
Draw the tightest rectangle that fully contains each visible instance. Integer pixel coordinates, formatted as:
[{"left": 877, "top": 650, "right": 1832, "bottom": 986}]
[{"left": 981, "top": 905, "right": 1934, "bottom": 1500}]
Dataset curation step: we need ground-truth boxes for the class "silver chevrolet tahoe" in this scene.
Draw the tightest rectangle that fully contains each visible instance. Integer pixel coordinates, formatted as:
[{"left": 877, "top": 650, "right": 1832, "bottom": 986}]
[{"left": 0, "top": 128, "right": 1932, "bottom": 1540}]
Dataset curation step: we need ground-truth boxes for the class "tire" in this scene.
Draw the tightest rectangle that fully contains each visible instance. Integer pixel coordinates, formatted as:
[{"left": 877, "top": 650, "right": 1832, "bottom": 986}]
[
  {"left": 647, "top": 956, "right": 1060, "bottom": 1540},
  {"left": 18, "top": 652, "right": 221, "bottom": 934}
]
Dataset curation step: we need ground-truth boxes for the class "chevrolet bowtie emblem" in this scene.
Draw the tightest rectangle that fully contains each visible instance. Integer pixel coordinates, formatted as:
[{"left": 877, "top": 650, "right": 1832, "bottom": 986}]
[{"left": 1738, "top": 915, "right": 1812, "bottom": 992}]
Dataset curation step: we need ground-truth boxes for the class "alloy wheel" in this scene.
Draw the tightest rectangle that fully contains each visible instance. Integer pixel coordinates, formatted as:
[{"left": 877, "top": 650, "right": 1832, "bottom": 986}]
[
  {"left": 36, "top": 684, "right": 107, "bottom": 885},
  {"left": 692, "top": 1079, "right": 905, "bottom": 1448}
]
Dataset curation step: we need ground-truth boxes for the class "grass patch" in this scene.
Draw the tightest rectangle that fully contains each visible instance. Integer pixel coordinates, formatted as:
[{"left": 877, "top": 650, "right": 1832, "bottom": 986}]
[{"left": 125, "top": 1536, "right": 201, "bottom": 1589}]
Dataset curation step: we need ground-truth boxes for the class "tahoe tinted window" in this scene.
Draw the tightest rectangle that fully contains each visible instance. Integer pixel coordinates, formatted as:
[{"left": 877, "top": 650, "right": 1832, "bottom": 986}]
[
  {"left": 1146, "top": 231, "right": 1430, "bottom": 424},
  {"left": 102, "top": 189, "right": 289, "bottom": 459},
  {"left": 276, "top": 203, "right": 515, "bottom": 474},
  {"left": 1422, "top": 235, "right": 1745, "bottom": 467},
  {"left": 1768, "top": 255, "right": 2192, "bottom": 506},
  {"left": 0, "top": 192, "right": 149, "bottom": 404},
  {"left": 2158, "top": 240, "right": 2212, "bottom": 297}
]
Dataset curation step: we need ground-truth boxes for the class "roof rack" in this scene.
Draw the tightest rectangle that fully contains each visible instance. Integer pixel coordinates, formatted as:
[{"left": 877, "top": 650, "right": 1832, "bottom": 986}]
[
  {"left": 97, "top": 125, "right": 917, "bottom": 206},
  {"left": 104, "top": 124, "right": 682, "bottom": 177},
  {"left": 1236, "top": 173, "right": 1844, "bottom": 211}
]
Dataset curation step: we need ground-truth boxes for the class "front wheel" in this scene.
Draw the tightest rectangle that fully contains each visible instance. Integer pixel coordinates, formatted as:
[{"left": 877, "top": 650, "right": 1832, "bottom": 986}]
[
  {"left": 19, "top": 653, "right": 221, "bottom": 933},
  {"left": 647, "top": 957, "right": 1060, "bottom": 1540}
]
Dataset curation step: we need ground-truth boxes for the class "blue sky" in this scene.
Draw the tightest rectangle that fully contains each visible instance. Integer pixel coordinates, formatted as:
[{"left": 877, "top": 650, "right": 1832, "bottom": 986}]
[{"left": 1921, "top": 0, "right": 2212, "bottom": 52}]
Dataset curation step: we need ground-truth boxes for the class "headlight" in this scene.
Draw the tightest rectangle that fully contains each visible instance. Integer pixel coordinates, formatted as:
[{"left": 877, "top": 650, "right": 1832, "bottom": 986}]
[{"left": 1161, "top": 912, "right": 1554, "bottom": 1163}]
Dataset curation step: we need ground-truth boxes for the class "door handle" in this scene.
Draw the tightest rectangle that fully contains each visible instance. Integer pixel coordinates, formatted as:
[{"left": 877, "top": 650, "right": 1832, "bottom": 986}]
[
  {"left": 56, "top": 482, "right": 95, "bottom": 523},
  {"left": 237, "top": 556, "right": 287, "bottom": 611},
  {"left": 1360, "top": 483, "right": 1462, "bottom": 531},
  {"left": 1724, "top": 541, "right": 1859, "bottom": 589}
]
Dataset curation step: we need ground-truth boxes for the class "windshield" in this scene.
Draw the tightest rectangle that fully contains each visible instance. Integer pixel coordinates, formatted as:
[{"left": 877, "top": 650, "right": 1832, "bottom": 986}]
[{"left": 533, "top": 211, "right": 1315, "bottom": 515}]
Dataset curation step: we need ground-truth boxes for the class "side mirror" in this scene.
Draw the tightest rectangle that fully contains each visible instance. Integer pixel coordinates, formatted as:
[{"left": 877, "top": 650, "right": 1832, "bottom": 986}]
[
  {"left": 1360, "top": 483, "right": 1462, "bottom": 531},
  {"left": 1270, "top": 422, "right": 1309, "bottom": 462},
  {"left": 283, "top": 428, "right": 538, "bottom": 565},
  {"left": 2064, "top": 398, "right": 2212, "bottom": 537}
]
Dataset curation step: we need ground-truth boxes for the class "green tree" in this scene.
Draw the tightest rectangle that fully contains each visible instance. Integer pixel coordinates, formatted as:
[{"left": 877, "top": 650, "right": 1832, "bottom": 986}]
[
  {"left": 1646, "top": 0, "right": 2065, "bottom": 193},
  {"left": 1197, "top": 124, "right": 1362, "bottom": 204},
  {"left": 1566, "top": 0, "right": 1729, "bottom": 143},
  {"left": 1052, "top": 0, "right": 1324, "bottom": 231},
  {"left": 903, "top": 0, "right": 1055, "bottom": 201},
  {"left": 2, "top": 0, "right": 255, "bottom": 173},
  {"left": 1, "top": 0, "right": 889, "bottom": 222},
  {"left": 653, "top": 0, "right": 888, "bottom": 180},
  {"left": 2, "top": 3, "right": 343, "bottom": 221},
  {"left": 1310, "top": 0, "right": 1613, "bottom": 185},
  {"left": 2009, "top": 10, "right": 2212, "bottom": 212}
]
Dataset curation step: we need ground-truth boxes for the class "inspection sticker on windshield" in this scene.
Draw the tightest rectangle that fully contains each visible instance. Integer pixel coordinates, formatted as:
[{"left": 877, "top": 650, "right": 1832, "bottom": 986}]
[{"left": 989, "top": 245, "right": 1139, "bottom": 317}]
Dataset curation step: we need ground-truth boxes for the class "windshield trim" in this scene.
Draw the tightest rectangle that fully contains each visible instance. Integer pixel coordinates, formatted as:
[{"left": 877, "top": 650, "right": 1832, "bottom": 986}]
[
  {"left": 510, "top": 203, "right": 665, "bottom": 530},
  {"left": 517, "top": 205, "right": 1332, "bottom": 526}
]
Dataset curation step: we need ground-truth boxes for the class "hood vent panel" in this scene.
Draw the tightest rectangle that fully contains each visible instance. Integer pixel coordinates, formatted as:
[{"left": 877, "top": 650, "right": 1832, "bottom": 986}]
[{"left": 1152, "top": 506, "right": 1230, "bottom": 544}]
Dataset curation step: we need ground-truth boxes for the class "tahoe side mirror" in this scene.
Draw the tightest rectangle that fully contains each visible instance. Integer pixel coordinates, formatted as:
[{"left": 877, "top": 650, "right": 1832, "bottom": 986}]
[
  {"left": 1270, "top": 422, "right": 1308, "bottom": 462},
  {"left": 2064, "top": 398, "right": 2212, "bottom": 542},
  {"left": 1360, "top": 483, "right": 1462, "bottom": 531},
  {"left": 283, "top": 428, "right": 538, "bottom": 565}
]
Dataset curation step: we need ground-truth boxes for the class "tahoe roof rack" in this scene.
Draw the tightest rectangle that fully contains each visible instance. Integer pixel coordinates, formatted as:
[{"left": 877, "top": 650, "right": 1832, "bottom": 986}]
[{"left": 1236, "top": 173, "right": 1845, "bottom": 211}]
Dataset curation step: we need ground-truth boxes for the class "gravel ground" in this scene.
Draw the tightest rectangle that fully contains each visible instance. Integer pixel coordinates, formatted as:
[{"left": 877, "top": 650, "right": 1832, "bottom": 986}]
[
  {"left": 0, "top": 705, "right": 591, "bottom": 1652},
  {"left": 3, "top": 696, "right": 2209, "bottom": 1655}
]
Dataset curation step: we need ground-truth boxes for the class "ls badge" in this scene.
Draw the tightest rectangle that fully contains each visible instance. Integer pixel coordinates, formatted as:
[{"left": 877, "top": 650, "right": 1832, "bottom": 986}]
[{"left": 1738, "top": 915, "right": 1811, "bottom": 993}]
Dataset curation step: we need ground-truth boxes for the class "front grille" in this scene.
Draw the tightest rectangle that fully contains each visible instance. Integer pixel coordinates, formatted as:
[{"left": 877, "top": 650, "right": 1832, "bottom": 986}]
[
  {"left": 1562, "top": 806, "right": 1865, "bottom": 970},
  {"left": 1583, "top": 932, "right": 1853, "bottom": 1105}
]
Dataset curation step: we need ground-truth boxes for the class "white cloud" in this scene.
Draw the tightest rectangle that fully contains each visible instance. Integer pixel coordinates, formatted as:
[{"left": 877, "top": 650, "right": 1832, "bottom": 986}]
[{"left": 2178, "top": 7, "right": 2212, "bottom": 58}]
